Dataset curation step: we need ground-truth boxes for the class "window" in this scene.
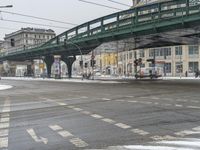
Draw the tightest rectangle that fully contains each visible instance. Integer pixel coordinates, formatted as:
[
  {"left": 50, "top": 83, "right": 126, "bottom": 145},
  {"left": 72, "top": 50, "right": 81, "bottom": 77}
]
[
  {"left": 175, "top": 46, "right": 182, "bottom": 55},
  {"left": 11, "top": 39, "right": 15, "bottom": 47},
  {"left": 165, "top": 63, "right": 171, "bottom": 73},
  {"left": 139, "top": 50, "right": 145, "bottom": 58},
  {"left": 176, "top": 62, "right": 183, "bottom": 73},
  {"left": 189, "top": 45, "right": 199, "bottom": 55},
  {"left": 164, "top": 47, "right": 171, "bottom": 56},
  {"left": 129, "top": 52, "right": 132, "bottom": 59},
  {"left": 189, "top": 62, "right": 199, "bottom": 73}
]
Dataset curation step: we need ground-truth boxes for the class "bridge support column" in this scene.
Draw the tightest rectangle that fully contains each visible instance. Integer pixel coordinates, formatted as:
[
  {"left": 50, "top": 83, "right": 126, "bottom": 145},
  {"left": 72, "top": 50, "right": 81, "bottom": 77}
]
[
  {"left": 61, "top": 55, "right": 76, "bottom": 78},
  {"left": 43, "top": 55, "right": 54, "bottom": 78}
]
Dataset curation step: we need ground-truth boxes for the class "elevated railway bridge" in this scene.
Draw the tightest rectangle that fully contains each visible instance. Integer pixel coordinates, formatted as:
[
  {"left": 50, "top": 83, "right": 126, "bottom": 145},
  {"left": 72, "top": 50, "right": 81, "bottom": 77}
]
[{"left": 1, "top": 0, "right": 200, "bottom": 78}]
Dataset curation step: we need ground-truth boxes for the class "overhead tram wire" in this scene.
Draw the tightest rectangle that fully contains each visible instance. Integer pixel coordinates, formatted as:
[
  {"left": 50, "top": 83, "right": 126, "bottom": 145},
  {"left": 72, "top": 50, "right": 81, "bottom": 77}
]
[
  {"left": 78, "top": 0, "right": 123, "bottom": 10},
  {"left": 107, "top": 0, "right": 131, "bottom": 7},
  {"left": 0, "top": 18, "right": 70, "bottom": 29},
  {"left": 0, "top": 10, "right": 78, "bottom": 26}
]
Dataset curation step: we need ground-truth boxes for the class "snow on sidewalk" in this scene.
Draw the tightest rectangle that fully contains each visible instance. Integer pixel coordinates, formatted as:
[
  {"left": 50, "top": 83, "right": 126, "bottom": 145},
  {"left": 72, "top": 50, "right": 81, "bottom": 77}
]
[{"left": 0, "top": 84, "right": 13, "bottom": 90}]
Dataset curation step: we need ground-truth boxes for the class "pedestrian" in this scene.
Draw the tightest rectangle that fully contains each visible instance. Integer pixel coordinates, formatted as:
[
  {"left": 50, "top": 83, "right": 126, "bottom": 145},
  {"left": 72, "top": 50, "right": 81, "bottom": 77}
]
[
  {"left": 185, "top": 71, "right": 188, "bottom": 77},
  {"left": 195, "top": 70, "right": 199, "bottom": 78}
]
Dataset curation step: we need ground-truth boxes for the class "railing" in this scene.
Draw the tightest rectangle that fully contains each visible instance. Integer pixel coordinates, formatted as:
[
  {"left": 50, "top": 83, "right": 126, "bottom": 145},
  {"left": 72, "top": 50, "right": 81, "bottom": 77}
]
[{"left": 1, "top": 0, "right": 200, "bottom": 57}]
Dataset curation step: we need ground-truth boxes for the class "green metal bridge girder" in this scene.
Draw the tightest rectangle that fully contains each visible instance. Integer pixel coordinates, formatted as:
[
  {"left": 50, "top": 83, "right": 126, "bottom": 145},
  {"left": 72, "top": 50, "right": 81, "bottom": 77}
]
[{"left": 1, "top": 0, "right": 200, "bottom": 61}]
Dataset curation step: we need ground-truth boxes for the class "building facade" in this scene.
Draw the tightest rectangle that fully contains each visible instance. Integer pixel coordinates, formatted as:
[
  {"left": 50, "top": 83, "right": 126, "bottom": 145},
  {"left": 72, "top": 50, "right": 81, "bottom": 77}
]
[
  {"left": 4, "top": 27, "right": 55, "bottom": 54},
  {"left": 2, "top": 27, "right": 56, "bottom": 76}
]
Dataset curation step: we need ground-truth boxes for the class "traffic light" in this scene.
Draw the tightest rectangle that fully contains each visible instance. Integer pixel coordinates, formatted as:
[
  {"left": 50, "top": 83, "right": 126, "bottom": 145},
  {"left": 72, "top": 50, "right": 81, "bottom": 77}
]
[
  {"left": 147, "top": 59, "right": 155, "bottom": 64},
  {"left": 90, "top": 59, "right": 96, "bottom": 67},
  {"left": 138, "top": 58, "right": 142, "bottom": 64},
  {"left": 84, "top": 62, "right": 88, "bottom": 68},
  {"left": 79, "top": 60, "right": 83, "bottom": 67},
  {"left": 134, "top": 59, "right": 138, "bottom": 66}
]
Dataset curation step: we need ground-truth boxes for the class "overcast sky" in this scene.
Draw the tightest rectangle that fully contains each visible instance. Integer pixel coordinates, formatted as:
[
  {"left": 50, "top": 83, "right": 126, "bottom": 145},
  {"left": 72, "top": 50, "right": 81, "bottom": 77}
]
[{"left": 0, "top": 0, "right": 132, "bottom": 40}]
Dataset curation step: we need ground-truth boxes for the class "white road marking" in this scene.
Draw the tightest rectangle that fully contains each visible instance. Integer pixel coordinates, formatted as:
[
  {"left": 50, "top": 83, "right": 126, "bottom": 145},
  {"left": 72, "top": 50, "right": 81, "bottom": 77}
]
[
  {"left": 69, "top": 138, "right": 89, "bottom": 148},
  {"left": 0, "top": 137, "right": 8, "bottom": 148},
  {"left": 0, "top": 129, "right": 8, "bottom": 137},
  {"left": 115, "top": 123, "right": 131, "bottom": 129},
  {"left": 151, "top": 135, "right": 176, "bottom": 141},
  {"left": 0, "top": 98, "right": 11, "bottom": 149},
  {"left": 58, "top": 130, "right": 73, "bottom": 137},
  {"left": 49, "top": 125, "right": 88, "bottom": 148},
  {"left": 102, "top": 98, "right": 111, "bottom": 101},
  {"left": 175, "top": 104, "right": 183, "bottom": 107},
  {"left": 91, "top": 114, "right": 103, "bottom": 119},
  {"left": 49, "top": 125, "right": 63, "bottom": 131},
  {"left": 190, "top": 100, "right": 199, "bottom": 103},
  {"left": 187, "top": 106, "right": 200, "bottom": 109},
  {"left": 67, "top": 106, "right": 75, "bottom": 109},
  {"left": 175, "top": 130, "right": 200, "bottom": 137},
  {"left": 73, "top": 108, "right": 83, "bottom": 111},
  {"left": 102, "top": 118, "right": 116, "bottom": 124},
  {"left": 131, "top": 129, "right": 149, "bottom": 136},
  {"left": 81, "top": 111, "right": 91, "bottom": 115},
  {"left": 0, "top": 123, "right": 9, "bottom": 129},
  {"left": 128, "top": 101, "right": 138, "bottom": 103},
  {"left": 0, "top": 118, "right": 9, "bottom": 123},
  {"left": 58, "top": 102, "right": 67, "bottom": 106},
  {"left": 26, "top": 128, "right": 48, "bottom": 144}
]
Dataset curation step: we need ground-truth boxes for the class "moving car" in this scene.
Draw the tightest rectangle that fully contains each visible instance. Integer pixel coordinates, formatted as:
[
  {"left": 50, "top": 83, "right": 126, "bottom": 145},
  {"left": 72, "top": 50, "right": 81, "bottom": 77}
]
[{"left": 135, "top": 67, "right": 163, "bottom": 79}]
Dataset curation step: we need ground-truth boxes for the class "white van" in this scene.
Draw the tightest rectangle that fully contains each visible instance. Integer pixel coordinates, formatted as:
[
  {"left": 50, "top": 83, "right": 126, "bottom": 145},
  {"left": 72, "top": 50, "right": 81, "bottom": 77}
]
[{"left": 135, "top": 67, "right": 163, "bottom": 79}]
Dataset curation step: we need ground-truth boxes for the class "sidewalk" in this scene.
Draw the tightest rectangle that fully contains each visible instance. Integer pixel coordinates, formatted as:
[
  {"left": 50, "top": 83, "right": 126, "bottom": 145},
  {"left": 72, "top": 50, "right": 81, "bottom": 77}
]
[{"left": 1, "top": 77, "right": 127, "bottom": 84}]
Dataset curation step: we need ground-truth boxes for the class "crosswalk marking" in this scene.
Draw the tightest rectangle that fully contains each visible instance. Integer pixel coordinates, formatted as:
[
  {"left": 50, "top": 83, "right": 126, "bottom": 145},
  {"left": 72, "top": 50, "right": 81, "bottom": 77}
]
[
  {"left": 0, "top": 98, "right": 11, "bottom": 149},
  {"left": 0, "top": 137, "right": 8, "bottom": 148},
  {"left": 69, "top": 138, "right": 88, "bottom": 148},
  {"left": 49, "top": 125, "right": 63, "bottom": 131},
  {"left": 58, "top": 130, "right": 73, "bottom": 137},
  {"left": 49, "top": 124, "right": 88, "bottom": 148}
]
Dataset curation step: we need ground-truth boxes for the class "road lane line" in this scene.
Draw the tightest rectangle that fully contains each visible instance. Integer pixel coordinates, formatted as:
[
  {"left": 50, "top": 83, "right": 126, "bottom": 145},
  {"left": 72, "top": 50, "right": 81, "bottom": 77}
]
[
  {"left": 102, "top": 98, "right": 111, "bottom": 101},
  {"left": 131, "top": 129, "right": 149, "bottom": 136},
  {"left": 187, "top": 106, "right": 200, "bottom": 109},
  {"left": 115, "top": 123, "right": 131, "bottom": 129},
  {"left": 102, "top": 118, "right": 116, "bottom": 124},
  {"left": 73, "top": 108, "right": 83, "bottom": 111},
  {"left": 91, "top": 114, "right": 103, "bottom": 119}
]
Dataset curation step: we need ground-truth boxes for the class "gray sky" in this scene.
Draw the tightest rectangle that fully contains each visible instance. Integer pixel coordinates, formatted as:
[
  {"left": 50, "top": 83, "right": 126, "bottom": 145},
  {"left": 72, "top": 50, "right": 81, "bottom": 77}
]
[{"left": 0, "top": 0, "right": 132, "bottom": 40}]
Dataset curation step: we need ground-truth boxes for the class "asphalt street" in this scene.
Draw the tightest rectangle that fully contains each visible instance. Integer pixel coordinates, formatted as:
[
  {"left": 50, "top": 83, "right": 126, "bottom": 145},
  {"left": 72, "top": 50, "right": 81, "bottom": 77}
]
[{"left": 0, "top": 79, "right": 200, "bottom": 150}]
